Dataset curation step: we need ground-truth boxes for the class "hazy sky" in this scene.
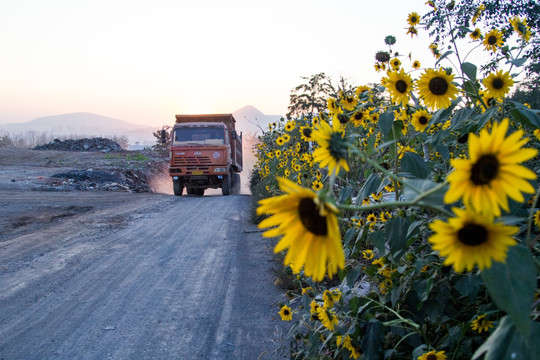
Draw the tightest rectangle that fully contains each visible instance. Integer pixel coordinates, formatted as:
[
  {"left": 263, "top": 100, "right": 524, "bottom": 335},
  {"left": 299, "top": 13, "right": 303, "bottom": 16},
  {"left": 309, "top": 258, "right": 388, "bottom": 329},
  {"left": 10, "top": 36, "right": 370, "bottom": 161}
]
[{"left": 1, "top": 0, "right": 435, "bottom": 127}]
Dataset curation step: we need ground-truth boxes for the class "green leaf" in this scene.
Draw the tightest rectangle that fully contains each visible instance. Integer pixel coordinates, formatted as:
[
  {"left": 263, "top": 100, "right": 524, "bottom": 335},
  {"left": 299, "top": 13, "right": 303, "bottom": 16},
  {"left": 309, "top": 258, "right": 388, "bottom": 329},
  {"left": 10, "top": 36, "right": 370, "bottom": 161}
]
[
  {"left": 356, "top": 173, "right": 381, "bottom": 205},
  {"left": 386, "top": 217, "right": 410, "bottom": 261},
  {"left": 472, "top": 316, "right": 540, "bottom": 360},
  {"left": 461, "top": 62, "right": 477, "bottom": 81},
  {"left": 402, "top": 179, "right": 448, "bottom": 205},
  {"left": 400, "top": 152, "right": 431, "bottom": 179},
  {"left": 369, "top": 231, "right": 386, "bottom": 254},
  {"left": 455, "top": 273, "right": 482, "bottom": 301},
  {"left": 378, "top": 111, "right": 395, "bottom": 138},
  {"left": 481, "top": 244, "right": 536, "bottom": 337},
  {"left": 362, "top": 320, "right": 384, "bottom": 360},
  {"left": 507, "top": 57, "right": 527, "bottom": 67},
  {"left": 339, "top": 186, "right": 354, "bottom": 203},
  {"left": 509, "top": 102, "right": 540, "bottom": 129}
]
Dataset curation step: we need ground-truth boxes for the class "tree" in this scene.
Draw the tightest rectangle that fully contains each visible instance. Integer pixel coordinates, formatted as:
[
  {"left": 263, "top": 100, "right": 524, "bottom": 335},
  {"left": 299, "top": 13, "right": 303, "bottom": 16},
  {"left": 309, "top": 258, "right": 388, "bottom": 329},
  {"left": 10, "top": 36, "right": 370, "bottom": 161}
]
[
  {"left": 510, "top": 74, "right": 540, "bottom": 109},
  {"left": 286, "top": 73, "right": 336, "bottom": 120},
  {"left": 152, "top": 126, "right": 171, "bottom": 157}
]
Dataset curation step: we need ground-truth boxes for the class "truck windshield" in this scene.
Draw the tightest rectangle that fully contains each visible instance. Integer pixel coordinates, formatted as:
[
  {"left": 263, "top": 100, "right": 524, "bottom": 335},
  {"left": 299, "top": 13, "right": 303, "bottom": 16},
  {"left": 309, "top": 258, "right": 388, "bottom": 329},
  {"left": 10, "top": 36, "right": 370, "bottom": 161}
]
[{"left": 173, "top": 126, "right": 226, "bottom": 145}]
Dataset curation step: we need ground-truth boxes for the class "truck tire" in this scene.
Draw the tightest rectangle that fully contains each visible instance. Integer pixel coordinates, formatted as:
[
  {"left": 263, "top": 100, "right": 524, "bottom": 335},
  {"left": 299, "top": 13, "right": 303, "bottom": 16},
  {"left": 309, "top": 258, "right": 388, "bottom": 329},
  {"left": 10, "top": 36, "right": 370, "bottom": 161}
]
[
  {"left": 196, "top": 188, "right": 205, "bottom": 196},
  {"left": 186, "top": 187, "right": 195, "bottom": 195},
  {"left": 222, "top": 175, "right": 231, "bottom": 196},
  {"left": 232, "top": 173, "right": 241, "bottom": 194},
  {"left": 173, "top": 180, "right": 184, "bottom": 196}
]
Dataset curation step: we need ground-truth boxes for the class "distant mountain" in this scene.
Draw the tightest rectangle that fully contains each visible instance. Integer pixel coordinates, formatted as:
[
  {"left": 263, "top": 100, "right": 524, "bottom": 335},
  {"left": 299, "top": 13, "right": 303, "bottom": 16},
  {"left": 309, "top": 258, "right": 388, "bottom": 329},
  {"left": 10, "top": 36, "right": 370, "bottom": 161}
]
[
  {"left": 233, "top": 105, "right": 282, "bottom": 136},
  {"left": 0, "top": 107, "right": 282, "bottom": 146},
  {"left": 0, "top": 112, "right": 158, "bottom": 146}
]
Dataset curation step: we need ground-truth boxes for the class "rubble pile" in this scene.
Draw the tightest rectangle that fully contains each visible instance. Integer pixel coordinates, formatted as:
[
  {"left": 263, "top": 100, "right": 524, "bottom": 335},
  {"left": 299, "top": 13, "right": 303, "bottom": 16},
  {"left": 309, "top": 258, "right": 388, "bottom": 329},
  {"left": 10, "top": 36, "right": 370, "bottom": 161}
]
[
  {"left": 34, "top": 138, "right": 123, "bottom": 152},
  {"left": 47, "top": 162, "right": 169, "bottom": 193}
]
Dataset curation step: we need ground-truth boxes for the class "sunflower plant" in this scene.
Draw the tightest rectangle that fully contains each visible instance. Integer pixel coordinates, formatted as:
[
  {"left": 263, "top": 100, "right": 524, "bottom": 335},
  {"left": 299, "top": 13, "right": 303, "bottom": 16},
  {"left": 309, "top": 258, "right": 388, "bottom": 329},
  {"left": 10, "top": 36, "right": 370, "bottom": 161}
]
[{"left": 251, "top": 3, "right": 540, "bottom": 360}]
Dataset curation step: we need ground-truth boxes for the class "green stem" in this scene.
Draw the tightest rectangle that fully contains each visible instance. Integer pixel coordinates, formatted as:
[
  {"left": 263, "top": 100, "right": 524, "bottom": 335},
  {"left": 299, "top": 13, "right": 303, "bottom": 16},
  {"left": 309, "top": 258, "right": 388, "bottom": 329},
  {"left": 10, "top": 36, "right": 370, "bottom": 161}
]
[{"left": 338, "top": 198, "right": 453, "bottom": 217}]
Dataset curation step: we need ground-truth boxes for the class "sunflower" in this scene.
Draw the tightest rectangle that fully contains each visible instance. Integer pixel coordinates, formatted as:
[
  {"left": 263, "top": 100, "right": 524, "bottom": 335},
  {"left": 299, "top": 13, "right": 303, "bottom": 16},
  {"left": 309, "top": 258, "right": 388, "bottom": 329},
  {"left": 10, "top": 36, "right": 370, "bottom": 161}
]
[
  {"left": 411, "top": 109, "right": 432, "bottom": 132},
  {"left": 510, "top": 16, "right": 531, "bottom": 42},
  {"left": 351, "top": 109, "right": 369, "bottom": 127},
  {"left": 311, "top": 179, "right": 323, "bottom": 191},
  {"left": 482, "top": 70, "right": 514, "bottom": 99},
  {"left": 356, "top": 85, "right": 370, "bottom": 96},
  {"left": 317, "top": 307, "right": 338, "bottom": 330},
  {"left": 327, "top": 98, "right": 342, "bottom": 115},
  {"left": 407, "top": 12, "right": 421, "bottom": 26},
  {"left": 471, "top": 314, "right": 494, "bottom": 333},
  {"left": 418, "top": 350, "right": 446, "bottom": 360},
  {"left": 483, "top": 28, "right": 504, "bottom": 52},
  {"left": 478, "top": 90, "right": 502, "bottom": 111},
  {"left": 376, "top": 62, "right": 387, "bottom": 73},
  {"left": 322, "top": 289, "right": 341, "bottom": 308},
  {"left": 366, "top": 213, "right": 377, "bottom": 223},
  {"left": 534, "top": 210, "right": 540, "bottom": 228},
  {"left": 417, "top": 68, "right": 458, "bottom": 110},
  {"left": 412, "top": 60, "right": 421, "bottom": 69},
  {"left": 390, "top": 57, "right": 402, "bottom": 70},
  {"left": 470, "top": 28, "right": 481, "bottom": 40},
  {"left": 341, "top": 94, "right": 358, "bottom": 111},
  {"left": 429, "top": 207, "right": 518, "bottom": 272},
  {"left": 285, "top": 121, "right": 295, "bottom": 132},
  {"left": 342, "top": 335, "right": 362, "bottom": 359},
  {"left": 445, "top": 119, "right": 537, "bottom": 216},
  {"left": 279, "top": 305, "right": 293, "bottom": 321},
  {"left": 310, "top": 300, "right": 321, "bottom": 321},
  {"left": 276, "top": 137, "right": 285, "bottom": 146},
  {"left": 471, "top": 4, "right": 485, "bottom": 25},
  {"left": 311, "top": 120, "right": 350, "bottom": 176},
  {"left": 407, "top": 26, "right": 418, "bottom": 38},
  {"left": 384, "top": 69, "right": 414, "bottom": 106},
  {"left": 362, "top": 249, "right": 374, "bottom": 259},
  {"left": 257, "top": 177, "right": 345, "bottom": 281}
]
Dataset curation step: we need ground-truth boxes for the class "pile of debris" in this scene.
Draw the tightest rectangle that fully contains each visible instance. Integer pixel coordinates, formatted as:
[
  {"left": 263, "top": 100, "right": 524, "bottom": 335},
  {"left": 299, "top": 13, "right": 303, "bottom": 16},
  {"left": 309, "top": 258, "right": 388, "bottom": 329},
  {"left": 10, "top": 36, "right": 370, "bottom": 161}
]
[
  {"left": 34, "top": 137, "right": 123, "bottom": 152},
  {"left": 46, "top": 161, "right": 169, "bottom": 193}
]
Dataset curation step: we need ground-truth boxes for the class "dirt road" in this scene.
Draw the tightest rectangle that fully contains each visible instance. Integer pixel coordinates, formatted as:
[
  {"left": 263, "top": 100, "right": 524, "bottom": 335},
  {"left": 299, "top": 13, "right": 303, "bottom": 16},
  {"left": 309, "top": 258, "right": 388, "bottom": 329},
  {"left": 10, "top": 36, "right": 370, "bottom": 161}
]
[{"left": 0, "top": 149, "right": 288, "bottom": 360}]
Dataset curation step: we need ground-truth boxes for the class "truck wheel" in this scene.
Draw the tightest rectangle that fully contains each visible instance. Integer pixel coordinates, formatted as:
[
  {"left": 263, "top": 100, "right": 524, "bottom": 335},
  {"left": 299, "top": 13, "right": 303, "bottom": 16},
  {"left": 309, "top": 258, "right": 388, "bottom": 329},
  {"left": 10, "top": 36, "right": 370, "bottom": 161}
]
[
  {"left": 232, "top": 173, "right": 241, "bottom": 194},
  {"left": 186, "top": 187, "right": 195, "bottom": 195},
  {"left": 196, "top": 188, "right": 205, "bottom": 196},
  {"left": 173, "top": 180, "right": 184, "bottom": 196},
  {"left": 222, "top": 175, "right": 231, "bottom": 196}
]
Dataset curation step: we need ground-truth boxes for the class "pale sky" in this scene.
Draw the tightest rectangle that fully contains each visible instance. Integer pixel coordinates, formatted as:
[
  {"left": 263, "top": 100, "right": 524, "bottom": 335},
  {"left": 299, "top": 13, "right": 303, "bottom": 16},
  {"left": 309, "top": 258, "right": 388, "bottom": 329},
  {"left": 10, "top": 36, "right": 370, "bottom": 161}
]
[{"left": 1, "top": 0, "right": 435, "bottom": 127}]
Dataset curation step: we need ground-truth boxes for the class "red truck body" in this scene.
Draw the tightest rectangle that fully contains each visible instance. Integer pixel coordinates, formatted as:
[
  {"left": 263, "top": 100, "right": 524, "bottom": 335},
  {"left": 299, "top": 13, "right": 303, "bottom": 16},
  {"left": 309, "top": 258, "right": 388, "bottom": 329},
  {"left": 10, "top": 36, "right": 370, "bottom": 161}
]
[{"left": 168, "top": 114, "right": 242, "bottom": 196}]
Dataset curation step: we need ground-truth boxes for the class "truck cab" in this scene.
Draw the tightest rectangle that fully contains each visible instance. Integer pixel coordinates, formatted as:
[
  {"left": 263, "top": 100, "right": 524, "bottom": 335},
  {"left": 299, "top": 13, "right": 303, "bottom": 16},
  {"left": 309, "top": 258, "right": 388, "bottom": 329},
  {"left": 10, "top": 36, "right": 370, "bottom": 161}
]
[{"left": 168, "top": 114, "right": 242, "bottom": 196}]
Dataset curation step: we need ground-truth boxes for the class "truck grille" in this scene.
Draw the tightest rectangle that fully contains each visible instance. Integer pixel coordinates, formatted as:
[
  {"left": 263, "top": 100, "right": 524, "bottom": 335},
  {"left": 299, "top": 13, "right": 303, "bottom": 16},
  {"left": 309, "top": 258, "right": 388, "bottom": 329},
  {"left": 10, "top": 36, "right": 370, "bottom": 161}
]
[{"left": 173, "top": 156, "right": 212, "bottom": 166}]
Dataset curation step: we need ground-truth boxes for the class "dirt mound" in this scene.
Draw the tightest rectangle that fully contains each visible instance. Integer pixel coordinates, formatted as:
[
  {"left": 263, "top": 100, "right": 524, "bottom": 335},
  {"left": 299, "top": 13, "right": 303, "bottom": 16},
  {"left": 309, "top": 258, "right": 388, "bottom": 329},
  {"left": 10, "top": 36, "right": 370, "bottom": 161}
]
[{"left": 34, "top": 137, "right": 123, "bottom": 152}]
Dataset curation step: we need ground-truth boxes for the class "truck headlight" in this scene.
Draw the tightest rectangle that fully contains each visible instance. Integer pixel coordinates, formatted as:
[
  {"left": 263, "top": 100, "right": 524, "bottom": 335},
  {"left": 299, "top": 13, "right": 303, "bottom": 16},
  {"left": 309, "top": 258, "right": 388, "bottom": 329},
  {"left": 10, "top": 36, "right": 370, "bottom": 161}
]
[{"left": 214, "top": 168, "right": 227, "bottom": 173}]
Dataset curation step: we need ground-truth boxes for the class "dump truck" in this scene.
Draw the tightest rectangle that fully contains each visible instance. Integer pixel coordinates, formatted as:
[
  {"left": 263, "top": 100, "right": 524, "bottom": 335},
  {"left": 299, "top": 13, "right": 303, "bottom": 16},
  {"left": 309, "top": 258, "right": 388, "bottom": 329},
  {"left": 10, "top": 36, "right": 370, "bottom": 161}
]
[{"left": 167, "top": 114, "right": 242, "bottom": 196}]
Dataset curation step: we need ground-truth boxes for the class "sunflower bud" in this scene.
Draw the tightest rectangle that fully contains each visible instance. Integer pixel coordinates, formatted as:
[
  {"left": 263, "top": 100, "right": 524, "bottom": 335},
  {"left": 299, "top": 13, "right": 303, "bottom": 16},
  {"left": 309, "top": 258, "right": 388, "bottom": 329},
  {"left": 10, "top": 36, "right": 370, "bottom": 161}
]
[{"left": 375, "top": 51, "right": 391, "bottom": 63}]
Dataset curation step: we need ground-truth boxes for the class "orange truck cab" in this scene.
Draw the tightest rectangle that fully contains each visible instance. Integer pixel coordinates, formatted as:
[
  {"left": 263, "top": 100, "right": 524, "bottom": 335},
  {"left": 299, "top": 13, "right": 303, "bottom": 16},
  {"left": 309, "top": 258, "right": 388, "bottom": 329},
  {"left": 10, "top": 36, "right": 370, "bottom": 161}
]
[{"left": 168, "top": 114, "right": 242, "bottom": 196}]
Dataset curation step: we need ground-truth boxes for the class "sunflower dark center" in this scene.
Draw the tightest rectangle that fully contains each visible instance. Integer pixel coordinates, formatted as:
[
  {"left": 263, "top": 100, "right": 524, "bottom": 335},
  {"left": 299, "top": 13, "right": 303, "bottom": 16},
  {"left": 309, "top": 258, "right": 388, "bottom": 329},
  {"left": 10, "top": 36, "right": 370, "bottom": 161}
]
[
  {"left": 411, "top": 16, "right": 417, "bottom": 23},
  {"left": 353, "top": 112, "right": 364, "bottom": 120},
  {"left": 419, "top": 116, "right": 428, "bottom": 124},
  {"left": 457, "top": 223, "right": 488, "bottom": 246},
  {"left": 302, "top": 128, "right": 312, "bottom": 138},
  {"left": 488, "top": 35, "right": 497, "bottom": 45},
  {"left": 426, "top": 355, "right": 437, "bottom": 360},
  {"left": 337, "top": 114, "right": 349, "bottom": 124},
  {"left": 395, "top": 80, "right": 408, "bottom": 93},
  {"left": 492, "top": 78, "right": 504, "bottom": 89},
  {"left": 470, "top": 155, "right": 499, "bottom": 185},
  {"left": 428, "top": 76, "right": 449, "bottom": 95},
  {"left": 473, "top": 30, "right": 479, "bottom": 36},
  {"left": 283, "top": 309, "right": 290, "bottom": 315},
  {"left": 298, "top": 198, "right": 328, "bottom": 236}
]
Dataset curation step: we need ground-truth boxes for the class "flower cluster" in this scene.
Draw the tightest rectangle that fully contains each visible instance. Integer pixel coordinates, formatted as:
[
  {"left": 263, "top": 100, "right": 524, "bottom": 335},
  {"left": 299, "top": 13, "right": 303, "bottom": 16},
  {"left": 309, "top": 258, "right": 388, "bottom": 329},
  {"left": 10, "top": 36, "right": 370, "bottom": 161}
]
[{"left": 253, "top": 3, "right": 539, "bottom": 359}]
